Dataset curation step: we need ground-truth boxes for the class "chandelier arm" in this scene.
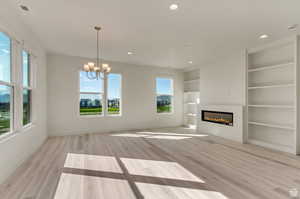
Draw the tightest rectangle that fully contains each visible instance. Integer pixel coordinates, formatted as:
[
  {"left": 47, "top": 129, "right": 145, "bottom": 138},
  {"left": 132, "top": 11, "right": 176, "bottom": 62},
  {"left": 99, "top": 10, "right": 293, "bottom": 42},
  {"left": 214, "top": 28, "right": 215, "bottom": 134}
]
[
  {"left": 86, "top": 71, "right": 105, "bottom": 80},
  {"left": 87, "top": 71, "right": 96, "bottom": 80}
]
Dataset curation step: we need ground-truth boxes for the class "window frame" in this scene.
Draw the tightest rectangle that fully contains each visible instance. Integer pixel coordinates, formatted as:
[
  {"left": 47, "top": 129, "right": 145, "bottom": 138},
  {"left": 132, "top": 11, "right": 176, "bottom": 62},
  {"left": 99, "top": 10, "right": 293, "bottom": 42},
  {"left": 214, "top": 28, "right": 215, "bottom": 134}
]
[
  {"left": 78, "top": 71, "right": 122, "bottom": 118},
  {"left": 106, "top": 73, "right": 122, "bottom": 117},
  {"left": 155, "top": 77, "right": 174, "bottom": 115},
  {"left": 0, "top": 27, "right": 37, "bottom": 142},
  {"left": 78, "top": 71, "right": 104, "bottom": 117},
  {"left": 0, "top": 31, "right": 14, "bottom": 137},
  {"left": 21, "top": 50, "right": 33, "bottom": 127}
]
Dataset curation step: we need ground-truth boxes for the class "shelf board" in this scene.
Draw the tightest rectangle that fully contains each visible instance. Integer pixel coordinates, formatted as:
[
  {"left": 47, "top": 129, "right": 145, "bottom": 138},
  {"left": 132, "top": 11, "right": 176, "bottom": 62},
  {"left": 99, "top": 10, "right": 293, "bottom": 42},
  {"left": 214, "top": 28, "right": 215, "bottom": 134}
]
[
  {"left": 248, "top": 84, "right": 295, "bottom": 90},
  {"left": 184, "top": 79, "right": 200, "bottom": 83},
  {"left": 184, "top": 102, "right": 197, "bottom": 105},
  {"left": 184, "top": 91, "right": 200, "bottom": 93},
  {"left": 248, "top": 62, "right": 294, "bottom": 73},
  {"left": 186, "top": 113, "right": 197, "bottom": 117},
  {"left": 248, "top": 104, "right": 294, "bottom": 109},
  {"left": 247, "top": 139, "right": 294, "bottom": 154},
  {"left": 248, "top": 121, "right": 295, "bottom": 130}
]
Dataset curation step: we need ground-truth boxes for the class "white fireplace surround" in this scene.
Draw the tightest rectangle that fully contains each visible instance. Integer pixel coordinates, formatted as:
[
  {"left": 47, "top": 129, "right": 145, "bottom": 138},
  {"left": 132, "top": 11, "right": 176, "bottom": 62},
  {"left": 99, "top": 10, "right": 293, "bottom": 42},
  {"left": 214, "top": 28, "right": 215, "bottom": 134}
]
[{"left": 197, "top": 105, "right": 245, "bottom": 143}]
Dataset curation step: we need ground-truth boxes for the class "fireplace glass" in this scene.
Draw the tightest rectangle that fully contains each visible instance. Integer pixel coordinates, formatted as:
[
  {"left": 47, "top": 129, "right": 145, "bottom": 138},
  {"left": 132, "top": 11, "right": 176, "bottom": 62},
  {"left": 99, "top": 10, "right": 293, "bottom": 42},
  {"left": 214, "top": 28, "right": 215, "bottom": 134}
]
[{"left": 202, "top": 110, "right": 233, "bottom": 126}]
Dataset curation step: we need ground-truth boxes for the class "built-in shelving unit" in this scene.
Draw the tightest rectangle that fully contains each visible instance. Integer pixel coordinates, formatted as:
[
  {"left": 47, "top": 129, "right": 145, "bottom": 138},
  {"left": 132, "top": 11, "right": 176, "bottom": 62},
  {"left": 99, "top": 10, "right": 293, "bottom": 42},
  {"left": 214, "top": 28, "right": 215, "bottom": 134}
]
[
  {"left": 183, "top": 69, "right": 200, "bottom": 129},
  {"left": 248, "top": 121, "right": 295, "bottom": 131},
  {"left": 246, "top": 36, "right": 300, "bottom": 154},
  {"left": 248, "top": 104, "right": 294, "bottom": 109},
  {"left": 248, "top": 62, "right": 294, "bottom": 72},
  {"left": 248, "top": 83, "right": 295, "bottom": 90}
]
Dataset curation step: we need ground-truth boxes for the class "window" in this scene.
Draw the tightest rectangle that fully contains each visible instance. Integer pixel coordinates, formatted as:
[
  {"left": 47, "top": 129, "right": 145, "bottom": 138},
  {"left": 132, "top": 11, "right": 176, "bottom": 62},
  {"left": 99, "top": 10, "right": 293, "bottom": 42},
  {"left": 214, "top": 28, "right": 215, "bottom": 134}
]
[
  {"left": 156, "top": 77, "right": 173, "bottom": 114},
  {"left": 107, "top": 73, "right": 121, "bottom": 115},
  {"left": 0, "top": 32, "right": 12, "bottom": 135},
  {"left": 22, "top": 51, "right": 32, "bottom": 126},
  {"left": 79, "top": 72, "right": 122, "bottom": 116},
  {"left": 0, "top": 30, "right": 36, "bottom": 138},
  {"left": 79, "top": 71, "right": 103, "bottom": 116}
]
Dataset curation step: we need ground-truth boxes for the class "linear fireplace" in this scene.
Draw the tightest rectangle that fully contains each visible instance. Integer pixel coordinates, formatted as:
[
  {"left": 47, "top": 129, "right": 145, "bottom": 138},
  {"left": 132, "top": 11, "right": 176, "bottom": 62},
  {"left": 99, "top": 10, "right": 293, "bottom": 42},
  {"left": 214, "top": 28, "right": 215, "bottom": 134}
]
[{"left": 202, "top": 110, "right": 233, "bottom": 126}]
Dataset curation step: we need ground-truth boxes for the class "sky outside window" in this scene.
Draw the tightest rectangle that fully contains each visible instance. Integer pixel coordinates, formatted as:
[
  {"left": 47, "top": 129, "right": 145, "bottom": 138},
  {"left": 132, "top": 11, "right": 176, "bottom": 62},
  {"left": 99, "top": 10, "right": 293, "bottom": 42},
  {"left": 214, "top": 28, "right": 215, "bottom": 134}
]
[
  {"left": 156, "top": 78, "right": 172, "bottom": 95},
  {"left": 22, "top": 51, "right": 30, "bottom": 87},
  {"left": 0, "top": 32, "right": 11, "bottom": 83},
  {"left": 80, "top": 71, "right": 103, "bottom": 93},
  {"left": 108, "top": 73, "right": 121, "bottom": 99}
]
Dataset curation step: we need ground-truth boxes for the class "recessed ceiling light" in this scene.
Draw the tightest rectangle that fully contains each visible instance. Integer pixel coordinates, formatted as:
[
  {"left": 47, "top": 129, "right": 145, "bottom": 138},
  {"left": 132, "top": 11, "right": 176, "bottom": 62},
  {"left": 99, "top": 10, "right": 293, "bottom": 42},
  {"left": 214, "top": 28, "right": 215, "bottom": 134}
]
[
  {"left": 169, "top": 4, "right": 178, "bottom": 10},
  {"left": 188, "top": 61, "right": 193, "bottom": 64},
  {"left": 20, "top": 5, "right": 29, "bottom": 11},
  {"left": 127, "top": 52, "right": 133, "bottom": 55},
  {"left": 259, "top": 34, "right": 269, "bottom": 39},
  {"left": 288, "top": 24, "right": 298, "bottom": 31}
]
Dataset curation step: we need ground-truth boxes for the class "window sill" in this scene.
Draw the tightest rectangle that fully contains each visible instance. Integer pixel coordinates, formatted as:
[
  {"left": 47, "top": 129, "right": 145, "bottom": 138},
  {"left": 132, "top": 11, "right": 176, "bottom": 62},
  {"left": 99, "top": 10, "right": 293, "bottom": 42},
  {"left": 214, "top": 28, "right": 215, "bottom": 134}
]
[
  {"left": 107, "top": 114, "right": 122, "bottom": 117},
  {"left": 157, "top": 112, "right": 174, "bottom": 115},
  {"left": 22, "top": 123, "right": 34, "bottom": 132},
  {"left": 0, "top": 123, "right": 35, "bottom": 144},
  {"left": 79, "top": 115, "right": 104, "bottom": 119}
]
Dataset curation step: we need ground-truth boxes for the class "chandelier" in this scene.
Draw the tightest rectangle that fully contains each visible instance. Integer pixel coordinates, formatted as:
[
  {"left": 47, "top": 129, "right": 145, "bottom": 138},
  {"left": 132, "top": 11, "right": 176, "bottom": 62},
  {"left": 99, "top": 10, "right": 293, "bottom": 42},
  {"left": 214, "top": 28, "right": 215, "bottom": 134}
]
[{"left": 83, "top": 26, "right": 111, "bottom": 80}]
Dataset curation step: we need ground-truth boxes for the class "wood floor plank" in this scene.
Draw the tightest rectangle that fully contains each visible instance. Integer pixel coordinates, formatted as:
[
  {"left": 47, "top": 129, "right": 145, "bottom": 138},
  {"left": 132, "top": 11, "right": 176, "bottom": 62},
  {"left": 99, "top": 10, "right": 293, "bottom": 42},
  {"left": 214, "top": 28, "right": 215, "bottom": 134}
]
[{"left": 1, "top": 127, "right": 300, "bottom": 199}]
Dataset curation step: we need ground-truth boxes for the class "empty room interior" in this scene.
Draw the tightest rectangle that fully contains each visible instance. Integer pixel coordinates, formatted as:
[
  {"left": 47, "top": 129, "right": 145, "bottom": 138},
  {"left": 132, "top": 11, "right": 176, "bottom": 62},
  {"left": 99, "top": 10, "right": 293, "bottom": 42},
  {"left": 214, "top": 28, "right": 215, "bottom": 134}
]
[{"left": 1, "top": 0, "right": 300, "bottom": 198}]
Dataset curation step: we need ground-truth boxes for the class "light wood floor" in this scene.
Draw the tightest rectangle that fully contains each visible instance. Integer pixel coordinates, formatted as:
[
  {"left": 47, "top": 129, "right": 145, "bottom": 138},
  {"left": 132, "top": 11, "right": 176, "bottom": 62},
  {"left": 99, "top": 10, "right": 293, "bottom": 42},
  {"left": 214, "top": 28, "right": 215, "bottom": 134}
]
[{"left": 1, "top": 127, "right": 300, "bottom": 199}]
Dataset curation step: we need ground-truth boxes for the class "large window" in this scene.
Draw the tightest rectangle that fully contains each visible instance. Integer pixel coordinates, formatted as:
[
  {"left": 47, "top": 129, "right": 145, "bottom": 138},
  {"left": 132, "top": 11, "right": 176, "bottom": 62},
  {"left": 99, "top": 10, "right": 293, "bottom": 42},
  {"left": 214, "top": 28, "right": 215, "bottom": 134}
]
[
  {"left": 22, "top": 51, "right": 32, "bottom": 126},
  {"left": 156, "top": 77, "right": 173, "bottom": 114},
  {"left": 0, "top": 30, "right": 35, "bottom": 137},
  {"left": 79, "top": 72, "right": 122, "bottom": 116},
  {"left": 79, "top": 71, "right": 103, "bottom": 116},
  {"left": 0, "top": 32, "right": 12, "bottom": 135},
  {"left": 107, "top": 73, "right": 121, "bottom": 115}
]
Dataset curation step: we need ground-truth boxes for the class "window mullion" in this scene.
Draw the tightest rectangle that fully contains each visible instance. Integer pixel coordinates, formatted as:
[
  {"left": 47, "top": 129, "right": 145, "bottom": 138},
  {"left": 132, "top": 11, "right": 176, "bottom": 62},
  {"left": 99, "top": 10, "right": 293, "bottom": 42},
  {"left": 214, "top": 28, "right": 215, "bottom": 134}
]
[
  {"left": 103, "top": 74, "right": 108, "bottom": 116},
  {"left": 12, "top": 39, "right": 22, "bottom": 131}
]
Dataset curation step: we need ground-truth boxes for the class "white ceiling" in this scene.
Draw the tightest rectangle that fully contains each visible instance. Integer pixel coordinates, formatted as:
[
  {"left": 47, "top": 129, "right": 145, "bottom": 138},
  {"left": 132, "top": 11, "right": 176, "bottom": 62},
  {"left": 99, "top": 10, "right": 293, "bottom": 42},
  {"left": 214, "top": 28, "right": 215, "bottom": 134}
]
[{"left": 8, "top": 0, "right": 300, "bottom": 69}]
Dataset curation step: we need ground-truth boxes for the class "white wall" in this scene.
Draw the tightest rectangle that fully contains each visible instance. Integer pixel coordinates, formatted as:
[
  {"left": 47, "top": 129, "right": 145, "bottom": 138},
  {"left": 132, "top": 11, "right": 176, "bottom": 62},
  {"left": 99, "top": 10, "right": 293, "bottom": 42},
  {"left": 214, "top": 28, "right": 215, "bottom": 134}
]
[
  {"left": 196, "top": 50, "right": 246, "bottom": 141},
  {"left": 0, "top": 2, "right": 47, "bottom": 184},
  {"left": 199, "top": 50, "right": 246, "bottom": 106},
  {"left": 47, "top": 54, "right": 183, "bottom": 136}
]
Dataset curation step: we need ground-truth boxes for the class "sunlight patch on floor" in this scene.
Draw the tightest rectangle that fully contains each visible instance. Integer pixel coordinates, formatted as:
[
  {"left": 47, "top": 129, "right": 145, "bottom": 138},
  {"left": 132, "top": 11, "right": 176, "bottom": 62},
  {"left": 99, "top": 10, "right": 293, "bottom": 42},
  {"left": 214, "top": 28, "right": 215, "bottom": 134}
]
[
  {"left": 145, "top": 135, "right": 191, "bottom": 140},
  {"left": 110, "top": 133, "right": 196, "bottom": 140},
  {"left": 64, "top": 153, "right": 123, "bottom": 173},
  {"left": 54, "top": 173, "right": 136, "bottom": 199},
  {"left": 135, "top": 182, "right": 229, "bottom": 199},
  {"left": 137, "top": 131, "right": 208, "bottom": 137},
  {"left": 120, "top": 158, "right": 204, "bottom": 183},
  {"left": 111, "top": 133, "right": 148, "bottom": 138}
]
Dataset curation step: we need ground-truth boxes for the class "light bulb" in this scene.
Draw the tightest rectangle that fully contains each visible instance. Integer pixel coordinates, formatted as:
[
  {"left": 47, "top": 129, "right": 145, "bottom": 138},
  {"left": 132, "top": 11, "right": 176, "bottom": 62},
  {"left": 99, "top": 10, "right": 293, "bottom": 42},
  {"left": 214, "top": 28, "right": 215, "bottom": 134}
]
[
  {"left": 83, "top": 64, "right": 90, "bottom": 72},
  {"left": 102, "top": 63, "right": 109, "bottom": 69},
  {"left": 106, "top": 67, "right": 111, "bottom": 73},
  {"left": 94, "top": 66, "right": 100, "bottom": 72},
  {"left": 88, "top": 62, "right": 95, "bottom": 70}
]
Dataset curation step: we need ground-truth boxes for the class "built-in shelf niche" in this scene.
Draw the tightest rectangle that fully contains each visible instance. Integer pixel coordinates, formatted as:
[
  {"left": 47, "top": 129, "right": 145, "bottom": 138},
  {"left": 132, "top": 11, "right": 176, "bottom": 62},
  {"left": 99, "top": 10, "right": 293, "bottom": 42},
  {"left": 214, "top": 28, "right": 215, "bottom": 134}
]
[
  {"left": 248, "top": 63, "right": 294, "bottom": 88},
  {"left": 248, "top": 107, "right": 294, "bottom": 129},
  {"left": 184, "top": 69, "right": 200, "bottom": 129},
  {"left": 246, "top": 36, "right": 300, "bottom": 154},
  {"left": 248, "top": 42, "right": 294, "bottom": 69},
  {"left": 248, "top": 86, "right": 294, "bottom": 106},
  {"left": 248, "top": 125, "right": 294, "bottom": 153}
]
